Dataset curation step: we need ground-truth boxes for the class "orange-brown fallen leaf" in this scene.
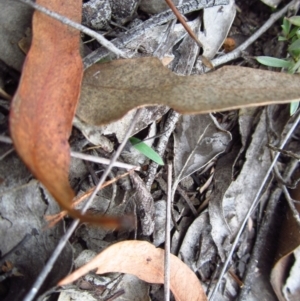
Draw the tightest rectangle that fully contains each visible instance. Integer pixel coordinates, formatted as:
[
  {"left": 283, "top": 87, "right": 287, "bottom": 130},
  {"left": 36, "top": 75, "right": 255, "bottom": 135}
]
[
  {"left": 59, "top": 240, "right": 207, "bottom": 301},
  {"left": 78, "top": 57, "right": 300, "bottom": 125},
  {"left": 9, "top": 0, "right": 124, "bottom": 227},
  {"left": 10, "top": 0, "right": 82, "bottom": 207}
]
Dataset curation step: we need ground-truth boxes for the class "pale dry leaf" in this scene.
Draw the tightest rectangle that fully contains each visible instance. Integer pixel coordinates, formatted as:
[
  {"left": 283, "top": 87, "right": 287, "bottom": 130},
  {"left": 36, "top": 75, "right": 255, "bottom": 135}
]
[
  {"left": 199, "top": 0, "right": 236, "bottom": 59},
  {"left": 59, "top": 240, "right": 207, "bottom": 301},
  {"left": 129, "top": 173, "right": 155, "bottom": 235},
  {"left": 173, "top": 114, "right": 231, "bottom": 182},
  {"left": 78, "top": 57, "right": 300, "bottom": 126},
  {"left": 271, "top": 200, "right": 300, "bottom": 301}
]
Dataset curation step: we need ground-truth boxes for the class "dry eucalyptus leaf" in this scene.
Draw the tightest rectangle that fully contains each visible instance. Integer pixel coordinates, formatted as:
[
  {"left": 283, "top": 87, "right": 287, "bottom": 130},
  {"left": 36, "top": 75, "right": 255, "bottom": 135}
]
[
  {"left": 78, "top": 57, "right": 300, "bottom": 126},
  {"left": 199, "top": 0, "right": 236, "bottom": 59},
  {"left": 222, "top": 110, "right": 272, "bottom": 236},
  {"left": 129, "top": 172, "right": 155, "bottom": 236},
  {"left": 173, "top": 114, "right": 231, "bottom": 182},
  {"left": 0, "top": 179, "right": 73, "bottom": 300},
  {"left": 270, "top": 202, "right": 300, "bottom": 301},
  {"left": 59, "top": 240, "right": 208, "bottom": 301},
  {"left": 208, "top": 144, "right": 240, "bottom": 262},
  {"left": 9, "top": 0, "right": 89, "bottom": 224},
  {"left": 282, "top": 246, "right": 300, "bottom": 300},
  {"left": 178, "top": 212, "right": 217, "bottom": 274}
]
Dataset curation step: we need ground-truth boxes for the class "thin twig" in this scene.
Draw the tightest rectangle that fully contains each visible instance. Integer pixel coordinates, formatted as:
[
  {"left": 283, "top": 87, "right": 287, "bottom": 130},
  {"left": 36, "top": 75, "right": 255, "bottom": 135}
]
[
  {"left": 164, "top": 0, "right": 213, "bottom": 68},
  {"left": 177, "top": 185, "right": 198, "bottom": 216},
  {"left": 268, "top": 144, "right": 300, "bottom": 160},
  {"left": 71, "top": 151, "right": 140, "bottom": 170},
  {"left": 145, "top": 110, "right": 180, "bottom": 190},
  {"left": 210, "top": 0, "right": 299, "bottom": 68},
  {"left": 209, "top": 112, "right": 300, "bottom": 300},
  {"left": 23, "top": 109, "right": 143, "bottom": 301},
  {"left": 19, "top": 0, "right": 127, "bottom": 58},
  {"left": 282, "top": 185, "right": 300, "bottom": 227},
  {"left": 0, "top": 135, "right": 12, "bottom": 144},
  {"left": 45, "top": 169, "right": 134, "bottom": 227},
  {"left": 164, "top": 0, "right": 203, "bottom": 48},
  {"left": 0, "top": 148, "right": 14, "bottom": 161},
  {"left": 164, "top": 163, "right": 172, "bottom": 301}
]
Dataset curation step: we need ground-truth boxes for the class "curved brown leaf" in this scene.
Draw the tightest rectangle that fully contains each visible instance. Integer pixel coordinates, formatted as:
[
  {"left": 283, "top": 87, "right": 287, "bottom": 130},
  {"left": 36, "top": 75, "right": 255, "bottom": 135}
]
[
  {"left": 10, "top": 0, "right": 82, "bottom": 206},
  {"left": 78, "top": 57, "right": 300, "bottom": 125},
  {"left": 9, "top": 0, "right": 132, "bottom": 227},
  {"left": 59, "top": 240, "right": 207, "bottom": 301}
]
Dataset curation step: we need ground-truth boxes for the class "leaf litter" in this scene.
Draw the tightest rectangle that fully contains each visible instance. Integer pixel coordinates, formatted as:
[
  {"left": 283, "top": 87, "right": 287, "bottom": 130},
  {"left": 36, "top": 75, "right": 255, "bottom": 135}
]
[{"left": 1, "top": 0, "right": 300, "bottom": 300}]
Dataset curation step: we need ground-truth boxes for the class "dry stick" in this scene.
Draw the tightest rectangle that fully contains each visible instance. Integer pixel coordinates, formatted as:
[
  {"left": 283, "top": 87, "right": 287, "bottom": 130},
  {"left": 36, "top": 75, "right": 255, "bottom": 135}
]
[
  {"left": 210, "top": 0, "right": 299, "bottom": 68},
  {"left": 268, "top": 144, "right": 300, "bottom": 161},
  {"left": 154, "top": 0, "right": 184, "bottom": 57},
  {"left": 164, "top": 0, "right": 213, "bottom": 68},
  {"left": 0, "top": 136, "right": 138, "bottom": 170},
  {"left": 177, "top": 185, "right": 198, "bottom": 216},
  {"left": 145, "top": 110, "right": 180, "bottom": 190},
  {"left": 19, "top": 0, "right": 127, "bottom": 58},
  {"left": 23, "top": 109, "right": 143, "bottom": 301},
  {"left": 0, "top": 148, "right": 14, "bottom": 161},
  {"left": 71, "top": 151, "right": 140, "bottom": 171},
  {"left": 164, "top": 163, "right": 172, "bottom": 301},
  {"left": 208, "top": 112, "right": 300, "bottom": 301},
  {"left": 0, "top": 135, "right": 12, "bottom": 144},
  {"left": 46, "top": 170, "right": 134, "bottom": 227},
  {"left": 164, "top": 0, "right": 203, "bottom": 48},
  {"left": 83, "top": 0, "right": 229, "bottom": 69},
  {"left": 282, "top": 185, "right": 300, "bottom": 227}
]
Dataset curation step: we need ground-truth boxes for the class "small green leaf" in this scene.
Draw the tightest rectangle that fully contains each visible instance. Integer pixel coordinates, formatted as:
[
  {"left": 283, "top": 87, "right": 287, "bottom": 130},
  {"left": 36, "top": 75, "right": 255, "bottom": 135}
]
[
  {"left": 288, "top": 27, "right": 299, "bottom": 40},
  {"left": 129, "top": 137, "right": 164, "bottom": 165},
  {"left": 282, "top": 17, "right": 291, "bottom": 36},
  {"left": 256, "top": 56, "right": 293, "bottom": 68},
  {"left": 278, "top": 36, "right": 287, "bottom": 41},
  {"left": 288, "top": 39, "right": 300, "bottom": 52},
  {"left": 291, "top": 58, "right": 300, "bottom": 73},
  {"left": 290, "top": 101, "right": 299, "bottom": 115},
  {"left": 287, "top": 16, "right": 300, "bottom": 27}
]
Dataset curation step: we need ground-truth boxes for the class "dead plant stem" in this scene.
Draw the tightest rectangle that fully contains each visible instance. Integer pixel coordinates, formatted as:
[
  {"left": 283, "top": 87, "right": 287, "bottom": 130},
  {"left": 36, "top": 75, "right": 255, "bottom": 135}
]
[
  {"left": 164, "top": 163, "right": 172, "bottom": 301},
  {"left": 71, "top": 151, "right": 140, "bottom": 170}
]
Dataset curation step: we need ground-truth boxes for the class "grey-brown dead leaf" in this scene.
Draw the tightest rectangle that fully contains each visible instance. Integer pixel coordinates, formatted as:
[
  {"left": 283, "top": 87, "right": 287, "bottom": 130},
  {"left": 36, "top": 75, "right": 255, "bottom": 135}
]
[
  {"left": 199, "top": 0, "right": 236, "bottom": 59},
  {"left": 0, "top": 177, "right": 73, "bottom": 300},
  {"left": 173, "top": 114, "right": 231, "bottom": 182},
  {"left": 0, "top": 1, "right": 33, "bottom": 71},
  {"left": 78, "top": 57, "right": 300, "bottom": 126},
  {"left": 129, "top": 172, "right": 155, "bottom": 236}
]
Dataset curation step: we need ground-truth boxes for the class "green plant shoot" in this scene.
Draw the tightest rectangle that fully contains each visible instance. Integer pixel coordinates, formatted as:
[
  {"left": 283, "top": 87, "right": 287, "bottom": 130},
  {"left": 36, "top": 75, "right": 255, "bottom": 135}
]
[
  {"left": 256, "top": 16, "right": 300, "bottom": 115},
  {"left": 129, "top": 137, "right": 164, "bottom": 165}
]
